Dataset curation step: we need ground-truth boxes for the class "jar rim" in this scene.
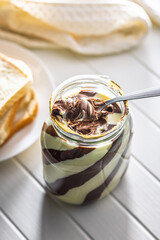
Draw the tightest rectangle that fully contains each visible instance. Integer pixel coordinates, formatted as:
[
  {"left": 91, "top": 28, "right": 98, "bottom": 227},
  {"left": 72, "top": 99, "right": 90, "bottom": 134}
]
[{"left": 49, "top": 74, "right": 129, "bottom": 143}]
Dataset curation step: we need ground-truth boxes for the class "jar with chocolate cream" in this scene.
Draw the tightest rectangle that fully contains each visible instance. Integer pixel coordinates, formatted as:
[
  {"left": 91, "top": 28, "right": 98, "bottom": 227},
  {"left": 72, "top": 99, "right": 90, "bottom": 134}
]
[{"left": 41, "top": 75, "right": 133, "bottom": 205}]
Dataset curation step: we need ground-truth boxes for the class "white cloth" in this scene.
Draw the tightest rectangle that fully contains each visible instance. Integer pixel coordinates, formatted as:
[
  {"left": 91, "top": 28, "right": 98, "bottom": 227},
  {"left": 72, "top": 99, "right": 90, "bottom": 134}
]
[
  {"left": 133, "top": 0, "right": 160, "bottom": 26},
  {"left": 0, "top": 0, "right": 152, "bottom": 55}
]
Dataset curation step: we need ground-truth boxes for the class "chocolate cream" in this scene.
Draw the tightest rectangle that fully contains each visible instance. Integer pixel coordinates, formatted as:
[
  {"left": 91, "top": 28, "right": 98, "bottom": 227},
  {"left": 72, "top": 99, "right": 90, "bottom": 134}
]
[{"left": 51, "top": 90, "right": 122, "bottom": 135}]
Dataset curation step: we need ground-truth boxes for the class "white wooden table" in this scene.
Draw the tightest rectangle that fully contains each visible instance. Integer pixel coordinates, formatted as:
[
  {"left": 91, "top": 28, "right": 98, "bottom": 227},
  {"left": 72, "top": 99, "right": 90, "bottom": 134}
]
[{"left": 0, "top": 27, "right": 160, "bottom": 240}]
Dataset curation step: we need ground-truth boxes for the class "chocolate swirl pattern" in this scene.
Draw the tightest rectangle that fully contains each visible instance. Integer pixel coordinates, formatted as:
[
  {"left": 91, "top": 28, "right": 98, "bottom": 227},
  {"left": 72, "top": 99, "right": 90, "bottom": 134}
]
[{"left": 41, "top": 116, "right": 132, "bottom": 205}]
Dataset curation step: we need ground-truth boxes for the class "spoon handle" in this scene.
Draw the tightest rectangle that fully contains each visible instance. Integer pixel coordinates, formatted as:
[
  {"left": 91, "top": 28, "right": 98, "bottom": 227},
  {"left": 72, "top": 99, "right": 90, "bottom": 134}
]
[{"left": 103, "top": 86, "right": 160, "bottom": 107}]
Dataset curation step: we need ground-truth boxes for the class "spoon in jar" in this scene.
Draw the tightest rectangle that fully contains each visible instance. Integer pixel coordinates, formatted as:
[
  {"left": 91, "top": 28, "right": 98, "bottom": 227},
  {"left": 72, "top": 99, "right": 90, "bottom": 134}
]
[{"left": 100, "top": 86, "right": 160, "bottom": 110}]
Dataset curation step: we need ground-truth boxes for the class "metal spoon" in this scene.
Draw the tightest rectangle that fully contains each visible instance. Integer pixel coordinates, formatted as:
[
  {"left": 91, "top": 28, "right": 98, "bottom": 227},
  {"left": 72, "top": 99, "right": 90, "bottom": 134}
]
[{"left": 101, "top": 86, "right": 160, "bottom": 110}]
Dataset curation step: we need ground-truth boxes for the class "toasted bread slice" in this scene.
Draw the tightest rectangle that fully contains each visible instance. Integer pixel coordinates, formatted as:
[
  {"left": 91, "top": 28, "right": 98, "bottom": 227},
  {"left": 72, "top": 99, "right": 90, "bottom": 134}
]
[
  {"left": 0, "top": 88, "right": 38, "bottom": 146},
  {"left": 0, "top": 52, "right": 33, "bottom": 118}
]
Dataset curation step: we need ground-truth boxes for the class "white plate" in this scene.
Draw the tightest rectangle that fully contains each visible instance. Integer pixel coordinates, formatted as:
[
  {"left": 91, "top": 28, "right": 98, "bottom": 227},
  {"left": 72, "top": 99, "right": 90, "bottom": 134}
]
[{"left": 0, "top": 40, "right": 55, "bottom": 161}]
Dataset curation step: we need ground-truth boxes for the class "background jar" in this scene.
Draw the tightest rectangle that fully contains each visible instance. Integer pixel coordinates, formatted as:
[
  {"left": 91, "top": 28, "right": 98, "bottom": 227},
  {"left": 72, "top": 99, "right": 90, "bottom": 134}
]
[{"left": 41, "top": 75, "right": 133, "bottom": 205}]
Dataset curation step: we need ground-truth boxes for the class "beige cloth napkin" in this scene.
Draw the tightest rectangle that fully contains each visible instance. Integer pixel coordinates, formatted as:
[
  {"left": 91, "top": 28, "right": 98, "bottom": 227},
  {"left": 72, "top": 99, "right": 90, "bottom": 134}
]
[{"left": 0, "top": 0, "right": 152, "bottom": 55}]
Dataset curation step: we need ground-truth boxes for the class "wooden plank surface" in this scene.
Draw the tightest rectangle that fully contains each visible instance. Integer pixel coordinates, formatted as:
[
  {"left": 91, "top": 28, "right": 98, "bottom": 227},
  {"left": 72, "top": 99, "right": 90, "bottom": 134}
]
[
  {"left": 113, "top": 156, "right": 160, "bottom": 239},
  {"left": 0, "top": 210, "right": 26, "bottom": 240},
  {"left": 0, "top": 27, "right": 160, "bottom": 240},
  {"left": 131, "top": 27, "right": 160, "bottom": 78},
  {"left": 0, "top": 159, "right": 90, "bottom": 240},
  {"left": 33, "top": 49, "right": 94, "bottom": 87},
  {"left": 130, "top": 105, "right": 160, "bottom": 180}
]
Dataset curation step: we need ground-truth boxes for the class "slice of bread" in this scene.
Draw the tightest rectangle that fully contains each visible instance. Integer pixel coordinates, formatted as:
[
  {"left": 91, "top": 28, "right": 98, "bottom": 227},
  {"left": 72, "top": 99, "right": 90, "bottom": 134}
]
[
  {"left": 0, "top": 99, "right": 19, "bottom": 146},
  {"left": 0, "top": 52, "right": 33, "bottom": 118},
  {"left": 0, "top": 88, "right": 38, "bottom": 146}
]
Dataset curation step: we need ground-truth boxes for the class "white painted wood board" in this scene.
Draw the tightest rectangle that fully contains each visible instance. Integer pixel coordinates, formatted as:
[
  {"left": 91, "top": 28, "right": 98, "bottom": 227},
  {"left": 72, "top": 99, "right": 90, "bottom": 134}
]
[
  {"left": 131, "top": 27, "right": 160, "bottom": 78},
  {"left": 0, "top": 210, "right": 26, "bottom": 240},
  {"left": 0, "top": 159, "right": 90, "bottom": 240}
]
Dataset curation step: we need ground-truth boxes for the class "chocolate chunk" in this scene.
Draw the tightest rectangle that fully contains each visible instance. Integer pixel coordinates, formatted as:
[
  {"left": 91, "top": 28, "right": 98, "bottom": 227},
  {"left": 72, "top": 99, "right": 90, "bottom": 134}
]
[
  {"left": 79, "top": 90, "right": 96, "bottom": 97},
  {"left": 51, "top": 91, "right": 122, "bottom": 135}
]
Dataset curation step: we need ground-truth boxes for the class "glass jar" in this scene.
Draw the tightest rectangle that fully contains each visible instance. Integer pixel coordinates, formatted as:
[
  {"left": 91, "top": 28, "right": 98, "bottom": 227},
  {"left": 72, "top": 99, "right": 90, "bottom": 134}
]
[{"left": 41, "top": 75, "right": 133, "bottom": 205}]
